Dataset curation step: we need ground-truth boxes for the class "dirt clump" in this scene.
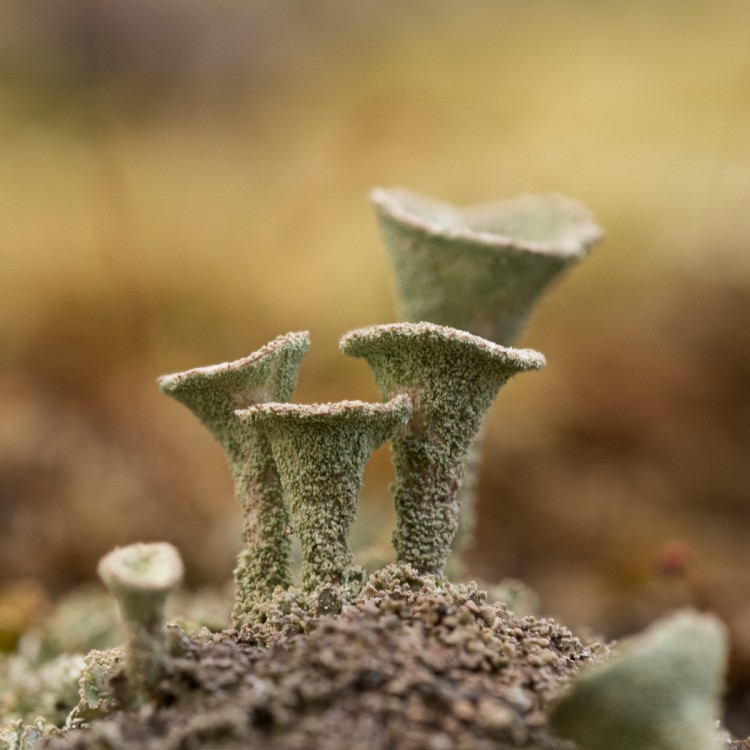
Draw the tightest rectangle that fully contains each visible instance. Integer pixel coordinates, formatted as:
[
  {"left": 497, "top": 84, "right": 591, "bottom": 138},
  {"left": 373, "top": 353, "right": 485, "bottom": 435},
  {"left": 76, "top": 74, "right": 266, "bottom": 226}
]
[{"left": 47, "top": 565, "right": 607, "bottom": 750}]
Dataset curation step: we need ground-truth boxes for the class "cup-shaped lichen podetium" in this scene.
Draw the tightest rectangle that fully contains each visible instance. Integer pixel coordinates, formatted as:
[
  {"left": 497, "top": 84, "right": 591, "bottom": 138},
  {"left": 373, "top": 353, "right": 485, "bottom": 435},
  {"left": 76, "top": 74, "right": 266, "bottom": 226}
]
[
  {"left": 340, "top": 322, "right": 545, "bottom": 575},
  {"left": 371, "top": 187, "right": 601, "bottom": 345},
  {"left": 237, "top": 396, "right": 412, "bottom": 598},
  {"left": 157, "top": 332, "right": 309, "bottom": 618},
  {"left": 372, "top": 188, "right": 600, "bottom": 565},
  {"left": 551, "top": 610, "right": 728, "bottom": 750},
  {"left": 97, "top": 543, "right": 184, "bottom": 702}
]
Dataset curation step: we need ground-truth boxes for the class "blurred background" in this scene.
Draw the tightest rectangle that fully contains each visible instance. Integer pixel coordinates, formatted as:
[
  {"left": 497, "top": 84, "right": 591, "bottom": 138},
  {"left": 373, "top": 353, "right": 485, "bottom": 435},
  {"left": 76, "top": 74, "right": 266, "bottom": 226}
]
[{"left": 1, "top": 0, "right": 750, "bottom": 725}]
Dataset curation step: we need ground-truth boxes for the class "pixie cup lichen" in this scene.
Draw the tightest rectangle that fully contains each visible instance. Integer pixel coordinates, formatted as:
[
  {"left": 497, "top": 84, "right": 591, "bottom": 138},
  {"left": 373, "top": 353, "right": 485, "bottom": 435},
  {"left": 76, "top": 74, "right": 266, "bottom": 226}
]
[
  {"left": 371, "top": 187, "right": 601, "bottom": 345},
  {"left": 372, "top": 187, "right": 601, "bottom": 561},
  {"left": 551, "top": 609, "right": 729, "bottom": 750},
  {"left": 237, "top": 396, "right": 412, "bottom": 600},
  {"left": 340, "top": 322, "right": 545, "bottom": 575},
  {"left": 97, "top": 543, "right": 183, "bottom": 703},
  {"left": 157, "top": 332, "right": 310, "bottom": 620}
]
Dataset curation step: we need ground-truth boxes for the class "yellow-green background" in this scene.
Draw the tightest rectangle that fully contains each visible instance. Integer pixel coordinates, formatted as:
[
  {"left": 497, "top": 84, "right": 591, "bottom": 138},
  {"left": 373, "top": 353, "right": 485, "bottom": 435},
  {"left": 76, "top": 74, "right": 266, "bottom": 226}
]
[{"left": 2, "top": 2, "right": 750, "bottom": 710}]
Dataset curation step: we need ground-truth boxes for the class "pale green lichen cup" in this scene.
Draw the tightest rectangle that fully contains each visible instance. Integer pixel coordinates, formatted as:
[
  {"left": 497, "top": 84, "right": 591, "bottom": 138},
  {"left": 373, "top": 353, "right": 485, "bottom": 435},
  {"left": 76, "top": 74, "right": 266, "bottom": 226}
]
[
  {"left": 237, "top": 396, "right": 412, "bottom": 606},
  {"left": 372, "top": 188, "right": 601, "bottom": 567},
  {"left": 97, "top": 542, "right": 184, "bottom": 703}
]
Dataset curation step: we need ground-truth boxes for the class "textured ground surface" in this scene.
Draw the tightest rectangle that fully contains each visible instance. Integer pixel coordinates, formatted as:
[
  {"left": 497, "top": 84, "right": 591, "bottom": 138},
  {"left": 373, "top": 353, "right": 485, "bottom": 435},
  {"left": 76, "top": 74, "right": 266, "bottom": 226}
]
[{"left": 45, "top": 566, "right": 608, "bottom": 750}]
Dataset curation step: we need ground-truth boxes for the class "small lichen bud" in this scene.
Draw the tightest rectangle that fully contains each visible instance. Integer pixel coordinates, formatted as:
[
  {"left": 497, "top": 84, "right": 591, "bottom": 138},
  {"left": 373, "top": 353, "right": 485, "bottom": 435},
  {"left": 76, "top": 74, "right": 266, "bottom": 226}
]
[
  {"left": 97, "top": 543, "right": 184, "bottom": 704},
  {"left": 340, "top": 322, "right": 545, "bottom": 575}
]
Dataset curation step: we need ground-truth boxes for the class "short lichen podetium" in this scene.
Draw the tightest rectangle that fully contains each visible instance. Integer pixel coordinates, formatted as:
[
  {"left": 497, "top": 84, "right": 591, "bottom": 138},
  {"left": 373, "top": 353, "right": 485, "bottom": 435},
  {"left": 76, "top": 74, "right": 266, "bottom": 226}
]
[
  {"left": 371, "top": 187, "right": 602, "bottom": 344},
  {"left": 97, "top": 543, "right": 184, "bottom": 704},
  {"left": 237, "top": 396, "right": 412, "bottom": 607},
  {"left": 551, "top": 609, "right": 729, "bottom": 750},
  {"left": 340, "top": 322, "right": 545, "bottom": 575},
  {"left": 158, "top": 332, "right": 310, "bottom": 621}
]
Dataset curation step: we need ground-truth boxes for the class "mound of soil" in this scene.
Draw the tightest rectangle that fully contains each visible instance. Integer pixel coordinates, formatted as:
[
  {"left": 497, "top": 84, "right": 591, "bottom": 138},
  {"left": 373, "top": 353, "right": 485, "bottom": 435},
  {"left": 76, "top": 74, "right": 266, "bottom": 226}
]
[{"left": 47, "top": 566, "right": 607, "bottom": 750}]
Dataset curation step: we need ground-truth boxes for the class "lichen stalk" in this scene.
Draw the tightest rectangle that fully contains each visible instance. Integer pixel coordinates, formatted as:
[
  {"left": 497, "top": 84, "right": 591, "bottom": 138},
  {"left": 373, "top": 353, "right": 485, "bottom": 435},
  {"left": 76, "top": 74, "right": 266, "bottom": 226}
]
[
  {"left": 97, "top": 543, "right": 183, "bottom": 704},
  {"left": 371, "top": 187, "right": 601, "bottom": 344},
  {"left": 372, "top": 188, "right": 601, "bottom": 566},
  {"left": 448, "top": 422, "right": 485, "bottom": 567},
  {"left": 238, "top": 397, "right": 412, "bottom": 598},
  {"left": 157, "top": 332, "right": 310, "bottom": 619},
  {"left": 340, "top": 322, "right": 545, "bottom": 575}
]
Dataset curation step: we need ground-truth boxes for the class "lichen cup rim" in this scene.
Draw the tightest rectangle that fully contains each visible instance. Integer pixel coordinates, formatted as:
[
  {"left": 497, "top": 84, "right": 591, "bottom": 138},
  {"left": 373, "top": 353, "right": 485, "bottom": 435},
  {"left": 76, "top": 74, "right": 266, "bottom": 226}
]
[
  {"left": 97, "top": 542, "right": 184, "bottom": 594},
  {"left": 371, "top": 186, "right": 602, "bottom": 258},
  {"left": 157, "top": 330, "right": 310, "bottom": 390},
  {"left": 340, "top": 321, "right": 547, "bottom": 372},
  {"left": 236, "top": 395, "right": 412, "bottom": 424}
]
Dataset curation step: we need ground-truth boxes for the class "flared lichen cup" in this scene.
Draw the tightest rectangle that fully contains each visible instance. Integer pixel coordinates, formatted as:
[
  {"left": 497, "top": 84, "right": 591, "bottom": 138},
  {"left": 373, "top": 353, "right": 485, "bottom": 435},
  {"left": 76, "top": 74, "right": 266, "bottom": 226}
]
[
  {"left": 158, "top": 332, "right": 310, "bottom": 621},
  {"left": 372, "top": 187, "right": 602, "bottom": 345},
  {"left": 237, "top": 396, "right": 412, "bottom": 603},
  {"left": 340, "top": 322, "right": 545, "bottom": 576}
]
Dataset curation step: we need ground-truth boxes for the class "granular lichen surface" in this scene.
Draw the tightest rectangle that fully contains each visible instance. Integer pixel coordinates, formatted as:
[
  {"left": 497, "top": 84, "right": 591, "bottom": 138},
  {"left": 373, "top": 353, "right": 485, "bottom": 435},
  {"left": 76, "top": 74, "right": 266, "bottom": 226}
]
[
  {"left": 341, "top": 323, "right": 545, "bottom": 575},
  {"left": 45, "top": 566, "right": 608, "bottom": 750}
]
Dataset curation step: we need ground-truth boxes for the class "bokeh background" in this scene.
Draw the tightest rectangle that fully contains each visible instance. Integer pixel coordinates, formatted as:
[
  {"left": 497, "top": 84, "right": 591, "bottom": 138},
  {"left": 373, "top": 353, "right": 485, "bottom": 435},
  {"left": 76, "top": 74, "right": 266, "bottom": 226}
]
[{"left": 2, "top": 0, "right": 750, "bottom": 725}]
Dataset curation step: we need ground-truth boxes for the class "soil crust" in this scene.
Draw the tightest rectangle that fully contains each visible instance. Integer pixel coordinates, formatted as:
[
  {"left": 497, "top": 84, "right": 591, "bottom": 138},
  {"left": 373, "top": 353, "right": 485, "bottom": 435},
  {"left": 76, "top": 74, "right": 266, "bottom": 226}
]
[{"left": 46, "top": 565, "right": 609, "bottom": 750}]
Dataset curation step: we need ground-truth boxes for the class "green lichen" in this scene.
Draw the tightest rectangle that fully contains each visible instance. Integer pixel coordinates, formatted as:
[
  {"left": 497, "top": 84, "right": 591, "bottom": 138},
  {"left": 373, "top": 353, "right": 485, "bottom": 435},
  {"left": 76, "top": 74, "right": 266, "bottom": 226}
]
[
  {"left": 0, "top": 653, "right": 84, "bottom": 730},
  {"left": 158, "top": 331, "right": 310, "bottom": 620},
  {"left": 372, "top": 187, "right": 602, "bottom": 563},
  {"left": 5, "top": 182, "right": 741, "bottom": 749},
  {"left": 0, "top": 718, "right": 62, "bottom": 750},
  {"left": 97, "top": 543, "right": 183, "bottom": 705},
  {"left": 551, "top": 609, "right": 729, "bottom": 750},
  {"left": 66, "top": 647, "right": 123, "bottom": 727},
  {"left": 237, "top": 396, "right": 412, "bottom": 606},
  {"left": 340, "top": 322, "right": 545, "bottom": 575},
  {"left": 372, "top": 187, "right": 601, "bottom": 344}
]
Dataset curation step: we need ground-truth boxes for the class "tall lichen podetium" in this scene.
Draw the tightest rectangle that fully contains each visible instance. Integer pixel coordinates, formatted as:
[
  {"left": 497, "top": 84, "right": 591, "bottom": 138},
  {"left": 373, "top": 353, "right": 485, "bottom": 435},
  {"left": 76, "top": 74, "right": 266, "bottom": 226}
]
[
  {"left": 371, "top": 187, "right": 601, "bottom": 343},
  {"left": 97, "top": 543, "right": 184, "bottom": 705},
  {"left": 371, "top": 187, "right": 602, "bottom": 563},
  {"left": 551, "top": 609, "right": 729, "bottom": 750},
  {"left": 237, "top": 396, "right": 412, "bottom": 609},
  {"left": 157, "top": 331, "right": 310, "bottom": 622},
  {"left": 340, "top": 322, "right": 545, "bottom": 576}
]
